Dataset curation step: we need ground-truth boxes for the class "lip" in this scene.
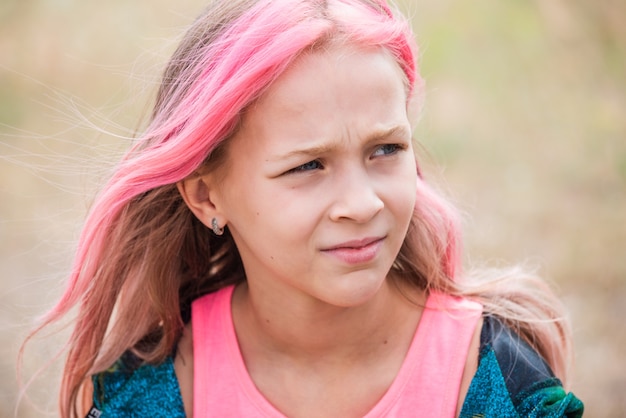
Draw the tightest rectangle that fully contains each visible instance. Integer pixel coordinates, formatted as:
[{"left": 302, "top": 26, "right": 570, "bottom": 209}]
[{"left": 321, "top": 236, "right": 385, "bottom": 264}]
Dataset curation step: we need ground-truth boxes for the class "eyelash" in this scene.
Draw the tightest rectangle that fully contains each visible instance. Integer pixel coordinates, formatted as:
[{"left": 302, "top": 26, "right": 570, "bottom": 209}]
[
  {"left": 286, "top": 160, "right": 324, "bottom": 174},
  {"left": 371, "top": 143, "right": 403, "bottom": 157},
  {"left": 284, "top": 143, "right": 404, "bottom": 175}
]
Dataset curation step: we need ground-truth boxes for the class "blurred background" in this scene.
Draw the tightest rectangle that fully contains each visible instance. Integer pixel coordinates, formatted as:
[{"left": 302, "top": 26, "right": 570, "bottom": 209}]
[{"left": 1, "top": 0, "right": 624, "bottom": 416}]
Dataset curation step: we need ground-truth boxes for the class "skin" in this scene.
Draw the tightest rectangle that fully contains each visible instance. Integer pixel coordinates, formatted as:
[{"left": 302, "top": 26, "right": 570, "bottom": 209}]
[{"left": 176, "top": 43, "right": 481, "bottom": 417}]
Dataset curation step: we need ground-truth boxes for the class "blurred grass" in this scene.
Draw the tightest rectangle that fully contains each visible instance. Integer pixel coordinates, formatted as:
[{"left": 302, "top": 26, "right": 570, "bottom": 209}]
[{"left": 1, "top": 0, "right": 625, "bottom": 416}]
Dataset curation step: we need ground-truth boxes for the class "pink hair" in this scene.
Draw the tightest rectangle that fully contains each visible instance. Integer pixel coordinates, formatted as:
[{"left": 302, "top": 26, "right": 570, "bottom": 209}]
[
  {"left": 52, "top": 0, "right": 420, "bottom": 320},
  {"left": 22, "top": 1, "right": 572, "bottom": 416}
]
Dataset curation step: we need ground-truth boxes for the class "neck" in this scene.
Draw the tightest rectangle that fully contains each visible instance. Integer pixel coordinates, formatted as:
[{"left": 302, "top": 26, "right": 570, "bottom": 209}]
[{"left": 231, "top": 278, "right": 425, "bottom": 364}]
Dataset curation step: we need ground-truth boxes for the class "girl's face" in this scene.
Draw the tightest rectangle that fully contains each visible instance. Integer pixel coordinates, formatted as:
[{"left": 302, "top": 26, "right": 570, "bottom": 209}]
[{"left": 210, "top": 44, "right": 418, "bottom": 308}]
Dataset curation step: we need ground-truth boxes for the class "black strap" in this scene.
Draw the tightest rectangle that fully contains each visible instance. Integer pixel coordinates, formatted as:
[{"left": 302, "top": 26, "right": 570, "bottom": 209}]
[
  {"left": 482, "top": 315, "right": 555, "bottom": 401},
  {"left": 85, "top": 406, "right": 102, "bottom": 418}
]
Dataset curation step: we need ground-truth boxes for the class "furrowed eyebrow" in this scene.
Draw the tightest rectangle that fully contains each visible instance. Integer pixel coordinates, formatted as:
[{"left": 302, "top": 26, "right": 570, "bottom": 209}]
[
  {"left": 363, "top": 125, "right": 410, "bottom": 145},
  {"left": 272, "top": 125, "right": 410, "bottom": 161}
]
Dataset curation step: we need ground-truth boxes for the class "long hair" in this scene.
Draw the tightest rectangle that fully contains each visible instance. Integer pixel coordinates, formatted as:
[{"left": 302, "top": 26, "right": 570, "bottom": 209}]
[{"left": 25, "top": 1, "right": 572, "bottom": 416}]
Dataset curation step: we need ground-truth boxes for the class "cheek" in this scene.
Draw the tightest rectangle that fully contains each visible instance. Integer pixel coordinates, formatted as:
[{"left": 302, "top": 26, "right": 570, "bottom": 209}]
[
  {"left": 393, "top": 181, "right": 419, "bottom": 232},
  {"left": 396, "top": 185, "right": 418, "bottom": 223},
  {"left": 233, "top": 182, "right": 320, "bottom": 242},
  {"left": 391, "top": 165, "right": 418, "bottom": 211}
]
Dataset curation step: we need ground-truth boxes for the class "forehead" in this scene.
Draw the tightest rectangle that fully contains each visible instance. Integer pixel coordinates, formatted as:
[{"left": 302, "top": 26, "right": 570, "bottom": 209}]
[
  {"left": 256, "top": 43, "right": 407, "bottom": 112},
  {"left": 225, "top": 43, "right": 409, "bottom": 161}
]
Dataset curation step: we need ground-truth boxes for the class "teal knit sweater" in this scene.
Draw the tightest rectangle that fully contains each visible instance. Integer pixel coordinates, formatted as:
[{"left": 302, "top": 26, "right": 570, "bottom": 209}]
[{"left": 89, "top": 316, "right": 584, "bottom": 417}]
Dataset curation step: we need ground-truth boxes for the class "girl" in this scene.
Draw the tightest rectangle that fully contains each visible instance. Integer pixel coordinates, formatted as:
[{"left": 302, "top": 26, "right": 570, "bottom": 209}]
[{"left": 29, "top": 0, "right": 584, "bottom": 416}]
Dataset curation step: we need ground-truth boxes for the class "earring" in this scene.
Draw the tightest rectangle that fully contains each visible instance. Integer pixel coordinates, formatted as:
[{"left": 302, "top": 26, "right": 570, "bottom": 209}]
[{"left": 211, "top": 218, "right": 224, "bottom": 236}]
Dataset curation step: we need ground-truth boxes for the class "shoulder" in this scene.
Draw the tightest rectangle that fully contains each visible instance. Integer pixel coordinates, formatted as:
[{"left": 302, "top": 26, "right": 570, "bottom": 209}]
[
  {"left": 90, "top": 351, "right": 186, "bottom": 417},
  {"left": 460, "top": 315, "right": 584, "bottom": 418},
  {"left": 482, "top": 315, "right": 554, "bottom": 398}
]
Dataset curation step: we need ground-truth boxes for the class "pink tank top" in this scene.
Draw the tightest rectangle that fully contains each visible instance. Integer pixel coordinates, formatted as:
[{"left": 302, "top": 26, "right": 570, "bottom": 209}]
[{"left": 192, "top": 286, "right": 482, "bottom": 417}]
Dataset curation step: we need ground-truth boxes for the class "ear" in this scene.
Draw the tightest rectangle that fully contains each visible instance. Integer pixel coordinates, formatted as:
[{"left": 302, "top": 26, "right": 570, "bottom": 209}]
[{"left": 177, "top": 173, "right": 226, "bottom": 229}]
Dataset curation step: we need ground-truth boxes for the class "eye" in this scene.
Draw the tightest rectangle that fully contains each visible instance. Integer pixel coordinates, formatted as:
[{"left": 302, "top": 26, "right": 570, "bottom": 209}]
[
  {"left": 285, "top": 159, "right": 324, "bottom": 174},
  {"left": 372, "top": 143, "right": 403, "bottom": 157}
]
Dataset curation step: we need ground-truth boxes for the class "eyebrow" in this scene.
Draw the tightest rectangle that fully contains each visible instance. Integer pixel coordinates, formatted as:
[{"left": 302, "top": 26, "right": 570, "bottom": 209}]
[{"left": 272, "top": 125, "right": 410, "bottom": 161}]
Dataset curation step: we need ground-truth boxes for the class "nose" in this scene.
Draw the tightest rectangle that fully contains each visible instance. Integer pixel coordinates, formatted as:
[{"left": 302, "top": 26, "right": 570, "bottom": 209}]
[{"left": 328, "top": 167, "right": 384, "bottom": 223}]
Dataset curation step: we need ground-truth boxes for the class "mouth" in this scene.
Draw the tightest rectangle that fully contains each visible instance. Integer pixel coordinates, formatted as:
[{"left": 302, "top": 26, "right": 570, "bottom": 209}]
[
  {"left": 321, "top": 236, "right": 385, "bottom": 264},
  {"left": 324, "top": 236, "right": 385, "bottom": 251}
]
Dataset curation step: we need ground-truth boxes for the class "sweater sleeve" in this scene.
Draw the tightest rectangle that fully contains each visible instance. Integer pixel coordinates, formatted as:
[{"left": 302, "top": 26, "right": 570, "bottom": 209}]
[
  {"left": 460, "top": 316, "right": 584, "bottom": 418},
  {"left": 89, "top": 352, "right": 186, "bottom": 417}
]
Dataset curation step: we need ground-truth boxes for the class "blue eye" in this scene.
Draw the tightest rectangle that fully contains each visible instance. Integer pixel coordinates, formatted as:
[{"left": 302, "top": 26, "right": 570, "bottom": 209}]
[
  {"left": 287, "top": 160, "right": 323, "bottom": 174},
  {"left": 372, "top": 143, "right": 402, "bottom": 157}
]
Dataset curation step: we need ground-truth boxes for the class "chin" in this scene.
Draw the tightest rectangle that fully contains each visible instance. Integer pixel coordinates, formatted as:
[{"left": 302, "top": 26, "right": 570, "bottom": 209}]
[{"left": 320, "top": 272, "right": 388, "bottom": 308}]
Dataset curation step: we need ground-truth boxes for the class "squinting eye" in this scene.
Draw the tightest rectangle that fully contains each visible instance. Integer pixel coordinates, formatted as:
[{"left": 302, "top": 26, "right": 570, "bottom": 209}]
[
  {"left": 372, "top": 143, "right": 402, "bottom": 157},
  {"left": 286, "top": 160, "right": 323, "bottom": 174}
]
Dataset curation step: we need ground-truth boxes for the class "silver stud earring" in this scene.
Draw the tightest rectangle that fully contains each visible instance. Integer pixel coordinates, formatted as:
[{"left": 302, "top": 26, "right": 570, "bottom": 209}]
[{"left": 211, "top": 218, "right": 224, "bottom": 236}]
